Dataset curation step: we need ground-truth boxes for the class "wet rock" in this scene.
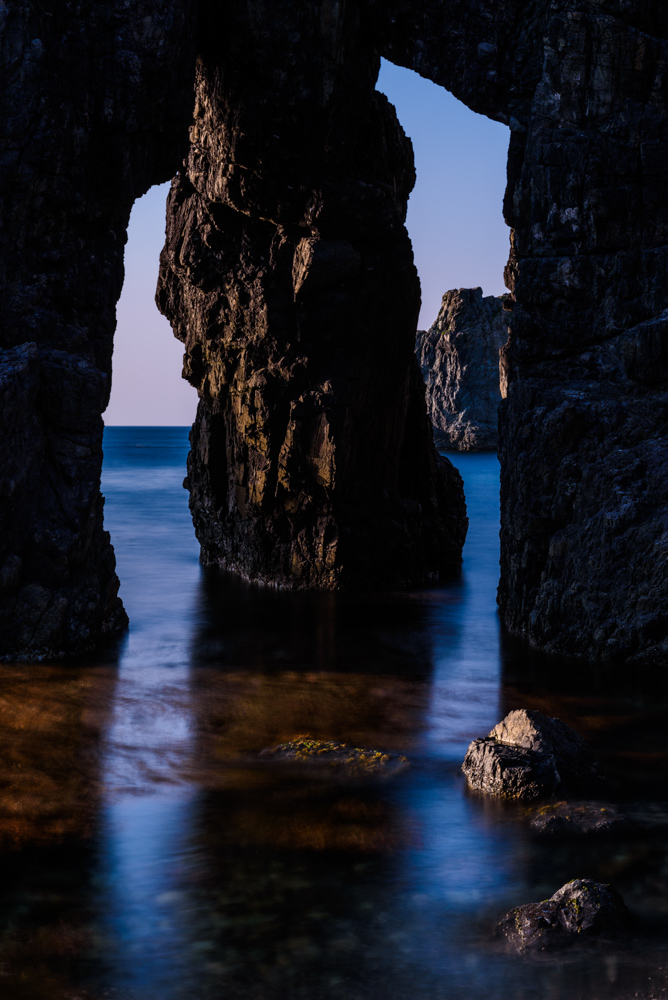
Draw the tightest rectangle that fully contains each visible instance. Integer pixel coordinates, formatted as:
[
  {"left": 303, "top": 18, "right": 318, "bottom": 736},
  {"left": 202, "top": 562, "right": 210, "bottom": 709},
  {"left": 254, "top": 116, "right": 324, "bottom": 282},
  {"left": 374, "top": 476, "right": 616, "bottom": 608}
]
[
  {"left": 529, "top": 801, "right": 625, "bottom": 836},
  {"left": 497, "top": 879, "right": 630, "bottom": 952},
  {"left": 259, "top": 737, "right": 409, "bottom": 778},
  {"left": 415, "top": 288, "right": 508, "bottom": 451},
  {"left": 462, "top": 709, "right": 601, "bottom": 800}
]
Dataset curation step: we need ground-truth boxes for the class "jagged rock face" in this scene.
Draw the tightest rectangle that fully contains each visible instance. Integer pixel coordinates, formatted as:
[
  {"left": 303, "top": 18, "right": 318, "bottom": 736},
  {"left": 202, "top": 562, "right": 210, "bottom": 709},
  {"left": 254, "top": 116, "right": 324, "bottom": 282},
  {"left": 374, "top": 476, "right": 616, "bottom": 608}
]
[
  {"left": 415, "top": 288, "right": 508, "bottom": 451},
  {"left": 0, "top": 1, "right": 196, "bottom": 658},
  {"left": 157, "top": 1, "right": 468, "bottom": 590},
  {"left": 3, "top": 0, "right": 668, "bottom": 662}
]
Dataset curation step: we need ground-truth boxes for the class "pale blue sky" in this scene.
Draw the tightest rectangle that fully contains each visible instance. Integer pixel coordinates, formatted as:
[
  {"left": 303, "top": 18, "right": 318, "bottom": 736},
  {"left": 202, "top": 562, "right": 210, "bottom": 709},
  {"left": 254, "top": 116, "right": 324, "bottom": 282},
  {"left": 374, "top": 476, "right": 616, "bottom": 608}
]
[{"left": 105, "top": 60, "right": 510, "bottom": 425}]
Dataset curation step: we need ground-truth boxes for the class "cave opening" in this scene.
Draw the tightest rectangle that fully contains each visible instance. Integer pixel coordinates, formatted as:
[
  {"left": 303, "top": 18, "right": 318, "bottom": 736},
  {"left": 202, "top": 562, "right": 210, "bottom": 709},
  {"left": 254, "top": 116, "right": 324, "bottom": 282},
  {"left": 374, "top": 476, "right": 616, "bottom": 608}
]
[
  {"left": 103, "top": 66, "right": 511, "bottom": 600},
  {"left": 377, "top": 59, "right": 510, "bottom": 582},
  {"left": 102, "top": 184, "right": 199, "bottom": 614},
  {"left": 105, "top": 183, "right": 197, "bottom": 429},
  {"left": 376, "top": 60, "right": 510, "bottom": 330}
]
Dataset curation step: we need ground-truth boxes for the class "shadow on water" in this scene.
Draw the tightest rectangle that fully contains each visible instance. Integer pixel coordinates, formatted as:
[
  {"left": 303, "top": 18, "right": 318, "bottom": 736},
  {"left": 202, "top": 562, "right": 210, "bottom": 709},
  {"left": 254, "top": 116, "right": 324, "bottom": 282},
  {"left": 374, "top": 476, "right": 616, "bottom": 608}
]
[{"left": 0, "top": 431, "right": 665, "bottom": 998}]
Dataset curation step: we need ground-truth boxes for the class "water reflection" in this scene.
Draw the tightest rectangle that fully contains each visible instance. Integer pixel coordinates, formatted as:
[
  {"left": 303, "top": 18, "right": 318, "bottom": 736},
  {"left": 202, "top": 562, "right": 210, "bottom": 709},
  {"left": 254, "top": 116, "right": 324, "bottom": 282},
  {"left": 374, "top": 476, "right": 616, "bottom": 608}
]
[
  {"left": 192, "top": 570, "right": 441, "bottom": 677},
  {"left": 422, "top": 455, "right": 503, "bottom": 760},
  {"left": 0, "top": 430, "right": 666, "bottom": 999}
]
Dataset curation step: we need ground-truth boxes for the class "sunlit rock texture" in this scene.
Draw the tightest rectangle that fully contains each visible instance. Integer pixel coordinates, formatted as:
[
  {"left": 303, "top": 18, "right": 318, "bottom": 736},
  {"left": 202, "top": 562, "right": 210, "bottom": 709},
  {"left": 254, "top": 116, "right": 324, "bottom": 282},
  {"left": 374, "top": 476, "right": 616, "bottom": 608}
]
[
  {"left": 157, "top": 2, "right": 467, "bottom": 591},
  {"left": 462, "top": 709, "right": 601, "bottom": 800},
  {"left": 2, "top": 0, "right": 668, "bottom": 663},
  {"left": 416, "top": 287, "right": 508, "bottom": 450}
]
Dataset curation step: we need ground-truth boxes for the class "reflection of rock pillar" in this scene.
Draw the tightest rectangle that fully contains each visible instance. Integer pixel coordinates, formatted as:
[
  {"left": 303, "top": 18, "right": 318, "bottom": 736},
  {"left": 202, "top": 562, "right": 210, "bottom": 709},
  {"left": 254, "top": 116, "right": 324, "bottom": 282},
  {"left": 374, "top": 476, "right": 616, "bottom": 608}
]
[
  {"left": 158, "top": 2, "right": 467, "bottom": 591},
  {"left": 0, "top": 2, "right": 196, "bottom": 659}
]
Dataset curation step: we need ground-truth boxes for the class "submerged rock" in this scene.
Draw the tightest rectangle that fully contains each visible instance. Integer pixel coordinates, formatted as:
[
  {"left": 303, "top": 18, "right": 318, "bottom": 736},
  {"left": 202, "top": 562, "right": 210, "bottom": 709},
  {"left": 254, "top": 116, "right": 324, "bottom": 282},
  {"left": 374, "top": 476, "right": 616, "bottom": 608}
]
[
  {"left": 497, "top": 879, "right": 629, "bottom": 952},
  {"left": 529, "top": 801, "right": 625, "bottom": 836},
  {"left": 462, "top": 709, "right": 601, "bottom": 800},
  {"left": 259, "top": 737, "right": 408, "bottom": 778},
  {"left": 415, "top": 287, "right": 508, "bottom": 451}
]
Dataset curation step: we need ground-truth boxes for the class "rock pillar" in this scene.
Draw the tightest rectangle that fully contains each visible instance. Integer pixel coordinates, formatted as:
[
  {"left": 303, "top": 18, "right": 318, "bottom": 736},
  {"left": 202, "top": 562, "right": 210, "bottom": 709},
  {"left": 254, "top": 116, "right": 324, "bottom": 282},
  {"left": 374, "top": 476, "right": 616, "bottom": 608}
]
[{"left": 157, "top": 1, "right": 468, "bottom": 590}]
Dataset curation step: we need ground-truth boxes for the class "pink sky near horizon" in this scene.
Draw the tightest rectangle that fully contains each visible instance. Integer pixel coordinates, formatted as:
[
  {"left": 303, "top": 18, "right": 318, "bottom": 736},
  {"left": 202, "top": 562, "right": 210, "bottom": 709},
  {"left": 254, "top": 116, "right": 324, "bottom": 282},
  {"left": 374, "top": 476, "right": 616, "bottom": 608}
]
[{"left": 105, "top": 60, "right": 510, "bottom": 426}]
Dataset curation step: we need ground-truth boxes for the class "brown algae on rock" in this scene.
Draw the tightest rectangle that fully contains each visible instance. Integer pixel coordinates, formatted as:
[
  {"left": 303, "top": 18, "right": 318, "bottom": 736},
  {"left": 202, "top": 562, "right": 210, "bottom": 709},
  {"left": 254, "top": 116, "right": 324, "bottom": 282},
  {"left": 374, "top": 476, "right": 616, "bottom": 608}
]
[
  {"left": 529, "top": 800, "right": 626, "bottom": 835},
  {"left": 259, "top": 736, "right": 409, "bottom": 778}
]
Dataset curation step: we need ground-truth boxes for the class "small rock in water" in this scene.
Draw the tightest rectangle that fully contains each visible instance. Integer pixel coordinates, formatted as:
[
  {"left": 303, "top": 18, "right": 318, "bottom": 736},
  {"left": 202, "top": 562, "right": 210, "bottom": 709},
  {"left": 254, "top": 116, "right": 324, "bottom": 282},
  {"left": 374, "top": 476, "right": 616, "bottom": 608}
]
[
  {"left": 259, "top": 736, "right": 408, "bottom": 777},
  {"left": 529, "top": 801, "right": 625, "bottom": 835},
  {"left": 462, "top": 708, "right": 601, "bottom": 800},
  {"left": 497, "top": 878, "right": 629, "bottom": 952}
]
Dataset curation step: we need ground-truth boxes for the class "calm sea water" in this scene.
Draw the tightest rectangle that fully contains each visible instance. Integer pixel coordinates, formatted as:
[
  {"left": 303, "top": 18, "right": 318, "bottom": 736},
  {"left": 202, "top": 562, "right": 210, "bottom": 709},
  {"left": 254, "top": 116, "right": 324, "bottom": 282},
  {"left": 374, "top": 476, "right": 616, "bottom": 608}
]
[{"left": 0, "top": 426, "right": 666, "bottom": 1000}]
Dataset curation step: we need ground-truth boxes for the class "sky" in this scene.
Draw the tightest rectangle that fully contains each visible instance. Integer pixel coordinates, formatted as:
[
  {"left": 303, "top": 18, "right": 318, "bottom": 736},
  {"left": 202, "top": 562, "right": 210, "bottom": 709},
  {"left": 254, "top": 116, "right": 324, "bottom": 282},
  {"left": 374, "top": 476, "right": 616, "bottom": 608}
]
[{"left": 104, "top": 60, "right": 510, "bottom": 426}]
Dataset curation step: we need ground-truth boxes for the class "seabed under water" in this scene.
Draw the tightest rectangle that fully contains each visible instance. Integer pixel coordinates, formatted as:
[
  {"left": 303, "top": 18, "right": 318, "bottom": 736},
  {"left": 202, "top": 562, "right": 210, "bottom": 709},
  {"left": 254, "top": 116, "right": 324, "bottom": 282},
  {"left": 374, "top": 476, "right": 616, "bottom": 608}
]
[{"left": 0, "top": 427, "right": 665, "bottom": 999}]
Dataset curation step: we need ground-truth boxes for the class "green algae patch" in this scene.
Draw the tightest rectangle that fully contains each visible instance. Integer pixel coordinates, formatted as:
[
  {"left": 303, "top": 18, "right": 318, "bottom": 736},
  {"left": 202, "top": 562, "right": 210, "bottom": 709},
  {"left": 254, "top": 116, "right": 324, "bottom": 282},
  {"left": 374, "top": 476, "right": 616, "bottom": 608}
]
[{"left": 259, "top": 736, "right": 409, "bottom": 778}]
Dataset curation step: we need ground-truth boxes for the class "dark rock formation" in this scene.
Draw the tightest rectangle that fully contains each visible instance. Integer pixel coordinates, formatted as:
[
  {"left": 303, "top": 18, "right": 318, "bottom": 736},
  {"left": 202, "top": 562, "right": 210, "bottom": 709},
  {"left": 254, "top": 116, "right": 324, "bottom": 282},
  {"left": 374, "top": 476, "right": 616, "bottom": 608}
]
[
  {"left": 415, "top": 288, "right": 508, "bottom": 450},
  {"left": 156, "top": 2, "right": 467, "bottom": 591},
  {"left": 497, "top": 879, "right": 629, "bottom": 952},
  {"left": 462, "top": 709, "right": 601, "bottom": 799},
  {"left": 0, "top": 0, "right": 196, "bottom": 658},
  {"left": 380, "top": 4, "right": 668, "bottom": 663},
  {"left": 3, "top": 0, "right": 668, "bottom": 661},
  {"left": 493, "top": 8, "right": 668, "bottom": 665}
]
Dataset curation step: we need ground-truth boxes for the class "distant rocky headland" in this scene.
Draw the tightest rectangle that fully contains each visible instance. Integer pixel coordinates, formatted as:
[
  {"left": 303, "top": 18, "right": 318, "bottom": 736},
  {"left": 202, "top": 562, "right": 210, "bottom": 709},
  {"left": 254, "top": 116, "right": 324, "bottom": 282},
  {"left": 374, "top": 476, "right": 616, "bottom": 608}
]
[{"left": 416, "top": 287, "right": 508, "bottom": 451}]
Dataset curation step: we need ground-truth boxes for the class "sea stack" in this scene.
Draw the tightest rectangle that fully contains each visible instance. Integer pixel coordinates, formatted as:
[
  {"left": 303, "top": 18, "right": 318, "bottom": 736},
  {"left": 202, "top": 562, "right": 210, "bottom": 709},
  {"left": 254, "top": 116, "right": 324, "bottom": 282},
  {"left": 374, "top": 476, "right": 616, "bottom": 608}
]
[{"left": 415, "top": 288, "right": 508, "bottom": 451}]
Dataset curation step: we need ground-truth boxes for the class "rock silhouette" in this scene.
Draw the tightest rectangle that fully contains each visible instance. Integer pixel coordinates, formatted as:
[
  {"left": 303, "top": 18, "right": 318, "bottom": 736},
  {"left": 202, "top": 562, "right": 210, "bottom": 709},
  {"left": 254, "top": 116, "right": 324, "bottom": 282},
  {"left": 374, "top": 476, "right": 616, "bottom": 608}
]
[
  {"left": 2, "top": 1, "right": 668, "bottom": 661},
  {"left": 0, "top": 0, "right": 196, "bottom": 658}
]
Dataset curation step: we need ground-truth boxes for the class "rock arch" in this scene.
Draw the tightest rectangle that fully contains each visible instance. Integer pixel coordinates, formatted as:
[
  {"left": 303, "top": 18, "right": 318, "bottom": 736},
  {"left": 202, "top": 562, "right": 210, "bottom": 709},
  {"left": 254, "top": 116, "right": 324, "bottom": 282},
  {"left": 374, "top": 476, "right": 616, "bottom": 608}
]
[{"left": 2, "top": 1, "right": 667, "bottom": 664}]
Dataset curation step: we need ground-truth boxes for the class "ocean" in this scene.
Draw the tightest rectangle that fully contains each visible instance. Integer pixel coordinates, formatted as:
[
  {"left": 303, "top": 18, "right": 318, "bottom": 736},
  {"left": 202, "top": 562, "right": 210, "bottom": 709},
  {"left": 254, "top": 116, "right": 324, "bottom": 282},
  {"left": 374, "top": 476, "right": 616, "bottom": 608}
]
[{"left": 0, "top": 426, "right": 665, "bottom": 999}]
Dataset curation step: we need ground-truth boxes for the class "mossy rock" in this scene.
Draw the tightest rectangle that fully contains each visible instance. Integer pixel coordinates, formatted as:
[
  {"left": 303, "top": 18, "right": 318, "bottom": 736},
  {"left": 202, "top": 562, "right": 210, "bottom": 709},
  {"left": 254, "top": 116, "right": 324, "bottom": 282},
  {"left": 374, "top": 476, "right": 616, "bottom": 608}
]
[
  {"left": 259, "top": 736, "right": 409, "bottom": 778},
  {"left": 528, "top": 800, "right": 625, "bottom": 836}
]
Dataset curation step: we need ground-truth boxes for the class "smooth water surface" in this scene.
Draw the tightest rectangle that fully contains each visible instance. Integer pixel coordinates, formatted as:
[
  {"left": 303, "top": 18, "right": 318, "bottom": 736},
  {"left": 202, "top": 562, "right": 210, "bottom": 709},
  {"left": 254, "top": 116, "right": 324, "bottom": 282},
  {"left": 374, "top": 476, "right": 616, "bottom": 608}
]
[{"left": 0, "top": 428, "right": 666, "bottom": 1000}]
